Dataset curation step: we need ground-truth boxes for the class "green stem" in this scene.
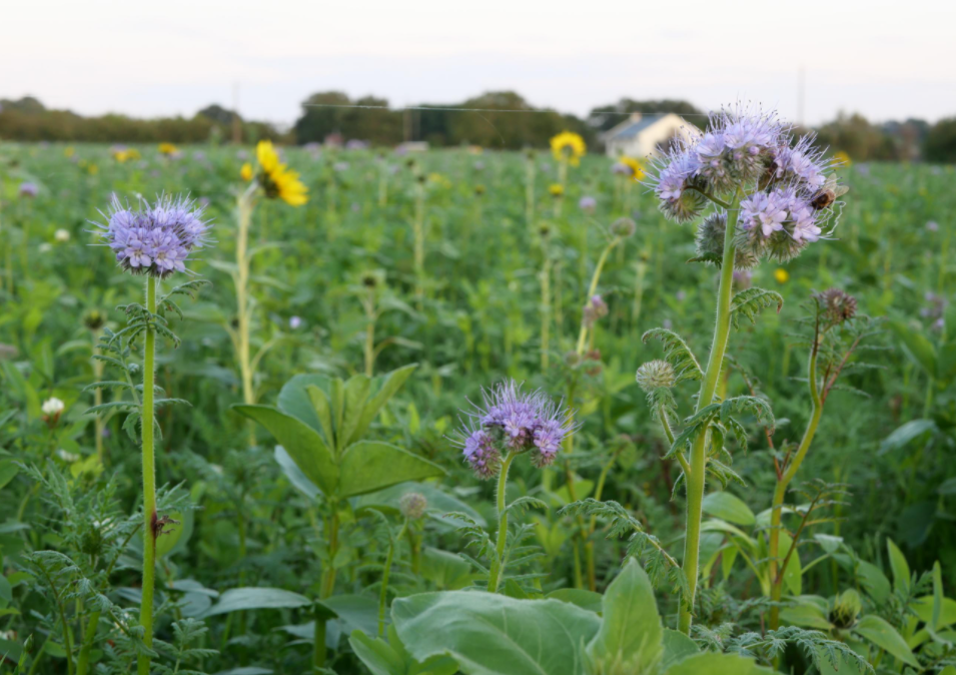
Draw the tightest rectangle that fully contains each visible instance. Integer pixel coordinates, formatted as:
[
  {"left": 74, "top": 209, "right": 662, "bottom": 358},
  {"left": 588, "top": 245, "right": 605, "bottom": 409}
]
[
  {"left": 487, "top": 453, "right": 516, "bottom": 593},
  {"left": 769, "top": 342, "right": 823, "bottom": 629},
  {"left": 379, "top": 520, "right": 408, "bottom": 636},
  {"left": 576, "top": 239, "right": 619, "bottom": 354},
  {"left": 677, "top": 195, "right": 739, "bottom": 635},
  {"left": 236, "top": 189, "right": 256, "bottom": 446},
  {"left": 541, "top": 257, "right": 552, "bottom": 370},
  {"left": 137, "top": 275, "right": 158, "bottom": 675},
  {"left": 76, "top": 611, "right": 100, "bottom": 675}
]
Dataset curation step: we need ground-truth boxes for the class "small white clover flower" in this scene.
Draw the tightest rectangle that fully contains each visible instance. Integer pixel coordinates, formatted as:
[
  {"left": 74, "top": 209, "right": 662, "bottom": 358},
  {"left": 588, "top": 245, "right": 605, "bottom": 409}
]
[
  {"left": 55, "top": 229, "right": 71, "bottom": 242},
  {"left": 42, "top": 397, "right": 65, "bottom": 416}
]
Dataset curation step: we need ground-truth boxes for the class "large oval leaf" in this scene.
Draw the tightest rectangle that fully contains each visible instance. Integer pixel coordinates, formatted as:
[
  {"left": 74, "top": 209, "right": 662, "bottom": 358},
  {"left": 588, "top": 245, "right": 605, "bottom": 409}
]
[
  {"left": 702, "top": 492, "right": 755, "bottom": 526},
  {"left": 664, "top": 652, "right": 775, "bottom": 674},
  {"left": 853, "top": 615, "right": 918, "bottom": 667},
  {"left": 235, "top": 405, "right": 338, "bottom": 496},
  {"left": 393, "top": 591, "right": 601, "bottom": 675},
  {"left": 587, "top": 559, "right": 662, "bottom": 672},
  {"left": 338, "top": 441, "right": 444, "bottom": 498},
  {"left": 203, "top": 587, "right": 312, "bottom": 617}
]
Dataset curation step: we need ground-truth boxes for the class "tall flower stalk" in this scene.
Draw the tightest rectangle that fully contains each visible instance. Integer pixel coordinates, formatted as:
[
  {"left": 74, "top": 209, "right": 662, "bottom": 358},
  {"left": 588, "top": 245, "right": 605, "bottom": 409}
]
[
  {"left": 767, "top": 289, "right": 864, "bottom": 629},
  {"left": 92, "top": 194, "right": 212, "bottom": 674},
  {"left": 640, "top": 106, "right": 846, "bottom": 634},
  {"left": 230, "top": 141, "right": 308, "bottom": 445},
  {"left": 457, "top": 381, "right": 574, "bottom": 593}
]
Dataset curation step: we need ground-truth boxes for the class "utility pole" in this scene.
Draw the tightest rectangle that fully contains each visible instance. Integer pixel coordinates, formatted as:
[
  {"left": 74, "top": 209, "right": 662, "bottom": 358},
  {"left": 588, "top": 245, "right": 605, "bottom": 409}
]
[{"left": 232, "top": 82, "right": 242, "bottom": 144}]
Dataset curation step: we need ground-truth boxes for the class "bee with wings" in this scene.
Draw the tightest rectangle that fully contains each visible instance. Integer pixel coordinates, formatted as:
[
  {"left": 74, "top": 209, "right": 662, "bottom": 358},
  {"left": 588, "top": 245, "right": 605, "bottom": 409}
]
[{"left": 810, "top": 175, "right": 849, "bottom": 211}]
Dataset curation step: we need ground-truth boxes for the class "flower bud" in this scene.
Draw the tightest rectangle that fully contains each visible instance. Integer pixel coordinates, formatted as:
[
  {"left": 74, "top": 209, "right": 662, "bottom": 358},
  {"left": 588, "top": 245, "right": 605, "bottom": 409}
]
[
  {"left": 84, "top": 309, "right": 106, "bottom": 331},
  {"left": 830, "top": 589, "right": 861, "bottom": 629},
  {"left": 399, "top": 492, "right": 428, "bottom": 520},
  {"left": 582, "top": 295, "right": 609, "bottom": 328},
  {"left": 636, "top": 360, "right": 676, "bottom": 393},
  {"left": 610, "top": 217, "right": 636, "bottom": 238},
  {"left": 816, "top": 288, "right": 857, "bottom": 324}
]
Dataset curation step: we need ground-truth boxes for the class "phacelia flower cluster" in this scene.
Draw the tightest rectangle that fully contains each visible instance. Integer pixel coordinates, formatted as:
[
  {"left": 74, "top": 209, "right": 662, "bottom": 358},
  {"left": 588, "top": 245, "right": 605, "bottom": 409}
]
[
  {"left": 458, "top": 381, "right": 574, "bottom": 478},
  {"left": 645, "top": 105, "right": 844, "bottom": 263},
  {"left": 582, "top": 294, "right": 609, "bottom": 327},
  {"left": 94, "top": 195, "right": 211, "bottom": 278}
]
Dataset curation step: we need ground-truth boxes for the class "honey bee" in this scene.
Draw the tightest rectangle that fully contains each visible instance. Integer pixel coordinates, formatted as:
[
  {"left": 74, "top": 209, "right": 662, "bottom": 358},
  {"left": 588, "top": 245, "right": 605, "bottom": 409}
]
[{"left": 810, "top": 175, "right": 849, "bottom": 210}]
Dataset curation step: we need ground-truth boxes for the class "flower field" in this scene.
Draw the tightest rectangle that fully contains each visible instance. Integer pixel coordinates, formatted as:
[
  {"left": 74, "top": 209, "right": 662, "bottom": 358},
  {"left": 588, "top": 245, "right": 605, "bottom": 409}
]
[{"left": 1, "top": 125, "right": 954, "bottom": 675}]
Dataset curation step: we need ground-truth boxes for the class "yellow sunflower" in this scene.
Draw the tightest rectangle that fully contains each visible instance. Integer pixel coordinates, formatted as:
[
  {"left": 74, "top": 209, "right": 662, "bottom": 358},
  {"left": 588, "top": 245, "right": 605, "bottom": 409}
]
[
  {"left": 256, "top": 141, "right": 308, "bottom": 206},
  {"left": 240, "top": 162, "right": 253, "bottom": 182},
  {"left": 774, "top": 268, "right": 790, "bottom": 284},
  {"left": 620, "top": 156, "right": 645, "bottom": 180},
  {"left": 548, "top": 183, "right": 565, "bottom": 197},
  {"left": 158, "top": 142, "right": 179, "bottom": 156},
  {"left": 550, "top": 131, "right": 586, "bottom": 166},
  {"left": 833, "top": 150, "right": 852, "bottom": 168}
]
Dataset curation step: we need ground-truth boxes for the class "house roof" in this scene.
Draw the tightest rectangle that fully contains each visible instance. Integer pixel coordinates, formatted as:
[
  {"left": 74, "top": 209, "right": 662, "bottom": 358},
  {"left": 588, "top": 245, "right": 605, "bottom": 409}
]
[{"left": 606, "top": 115, "right": 661, "bottom": 140}]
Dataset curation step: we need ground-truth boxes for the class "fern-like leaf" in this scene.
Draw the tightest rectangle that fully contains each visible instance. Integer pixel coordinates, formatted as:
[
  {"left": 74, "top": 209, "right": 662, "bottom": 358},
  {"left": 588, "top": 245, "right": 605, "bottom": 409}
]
[
  {"left": 642, "top": 327, "right": 704, "bottom": 382},
  {"left": 730, "top": 287, "right": 784, "bottom": 330}
]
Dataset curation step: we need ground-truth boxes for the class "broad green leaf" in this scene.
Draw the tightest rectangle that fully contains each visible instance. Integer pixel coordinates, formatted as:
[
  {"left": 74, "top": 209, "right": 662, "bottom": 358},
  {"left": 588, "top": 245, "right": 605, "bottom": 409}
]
[
  {"left": 661, "top": 629, "right": 698, "bottom": 670},
  {"left": 203, "top": 587, "right": 312, "bottom": 617},
  {"left": 702, "top": 492, "right": 755, "bottom": 526},
  {"left": 349, "top": 630, "right": 408, "bottom": 675},
  {"left": 338, "top": 441, "right": 444, "bottom": 498},
  {"left": 332, "top": 377, "right": 345, "bottom": 438},
  {"left": 351, "top": 364, "right": 418, "bottom": 445},
  {"left": 587, "top": 559, "right": 662, "bottom": 672},
  {"left": 393, "top": 591, "right": 601, "bottom": 675},
  {"left": 779, "top": 603, "right": 833, "bottom": 630},
  {"left": 0, "top": 460, "right": 18, "bottom": 490},
  {"left": 853, "top": 615, "right": 918, "bottom": 667},
  {"left": 275, "top": 446, "right": 320, "bottom": 500},
  {"left": 306, "top": 385, "right": 336, "bottom": 449},
  {"left": 856, "top": 560, "right": 891, "bottom": 603},
  {"left": 886, "top": 538, "right": 910, "bottom": 594},
  {"left": 235, "top": 405, "right": 338, "bottom": 496},
  {"left": 320, "top": 594, "right": 380, "bottom": 638},
  {"left": 663, "top": 652, "right": 775, "bottom": 674},
  {"left": 339, "top": 375, "right": 371, "bottom": 452},
  {"left": 546, "top": 589, "right": 604, "bottom": 615},
  {"left": 940, "top": 667, "right": 956, "bottom": 675},
  {"left": 813, "top": 534, "right": 843, "bottom": 554},
  {"left": 778, "top": 530, "right": 802, "bottom": 596},
  {"left": 879, "top": 419, "right": 936, "bottom": 455},
  {"left": 277, "top": 374, "right": 332, "bottom": 435},
  {"left": 939, "top": 477, "right": 956, "bottom": 495},
  {"left": 420, "top": 547, "right": 474, "bottom": 591},
  {"left": 911, "top": 595, "right": 956, "bottom": 628}
]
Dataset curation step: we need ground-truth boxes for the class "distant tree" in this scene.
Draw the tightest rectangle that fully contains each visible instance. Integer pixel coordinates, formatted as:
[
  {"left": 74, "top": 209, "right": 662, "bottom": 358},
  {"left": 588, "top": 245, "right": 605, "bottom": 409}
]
[
  {"left": 0, "top": 96, "right": 46, "bottom": 114},
  {"left": 294, "top": 91, "right": 351, "bottom": 144},
  {"left": 816, "top": 112, "right": 897, "bottom": 161},
  {"left": 445, "top": 91, "right": 584, "bottom": 150},
  {"left": 198, "top": 104, "right": 239, "bottom": 126},
  {"left": 924, "top": 117, "right": 956, "bottom": 163}
]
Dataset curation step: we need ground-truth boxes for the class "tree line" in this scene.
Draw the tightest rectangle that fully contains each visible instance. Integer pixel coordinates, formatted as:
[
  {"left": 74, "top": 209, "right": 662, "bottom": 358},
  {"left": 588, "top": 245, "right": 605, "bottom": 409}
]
[{"left": 2, "top": 92, "right": 955, "bottom": 161}]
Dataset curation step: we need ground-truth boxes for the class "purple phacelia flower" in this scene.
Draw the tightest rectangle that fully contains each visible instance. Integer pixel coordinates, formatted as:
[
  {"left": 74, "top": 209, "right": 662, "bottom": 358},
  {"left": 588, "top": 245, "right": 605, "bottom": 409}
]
[
  {"left": 19, "top": 182, "right": 39, "bottom": 198},
  {"left": 289, "top": 316, "right": 302, "bottom": 329},
  {"left": 456, "top": 380, "right": 574, "bottom": 477},
  {"left": 92, "top": 194, "right": 212, "bottom": 278},
  {"left": 926, "top": 220, "right": 939, "bottom": 232},
  {"left": 579, "top": 196, "right": 597, "bottom": 213},
  {"left": 582, "top": 294, "right": 608, "bottom": 327}
]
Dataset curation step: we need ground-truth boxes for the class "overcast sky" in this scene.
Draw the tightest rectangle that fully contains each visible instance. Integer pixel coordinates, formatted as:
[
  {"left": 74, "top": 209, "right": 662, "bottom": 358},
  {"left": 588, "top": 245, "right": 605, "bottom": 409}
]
[{"left": 5, "top": 0, "right": 955, "bottom": 128}]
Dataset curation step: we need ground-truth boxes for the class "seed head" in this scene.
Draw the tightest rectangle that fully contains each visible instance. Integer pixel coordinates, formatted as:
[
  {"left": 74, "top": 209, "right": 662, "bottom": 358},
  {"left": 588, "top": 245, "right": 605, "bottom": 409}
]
[{"left": 636, "top": 360, "right": 676, "bottom": 393}]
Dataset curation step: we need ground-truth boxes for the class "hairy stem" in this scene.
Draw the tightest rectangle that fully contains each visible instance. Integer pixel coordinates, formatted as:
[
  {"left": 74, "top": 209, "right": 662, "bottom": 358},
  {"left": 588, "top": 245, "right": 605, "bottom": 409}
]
[
  {"left": 379, "top": 519, "right": 408, "bottom": 636},
  {"left": 677, "top": 195, "right": 739, "bottom": 635},
  {"left": 769, "top": 340, "right": 823, "bottom": 629},
  {"left": 576, "top": 238, "right": 619, "bottom": 355},
  {"left": 487, "top": 453, "right": 516, "bottom": 593},
  {"left": 137, "top": 275, "right": 158, "bottom": 675},
  {"left": 236, "top": 188, "right": 257, "bottom": 446}
]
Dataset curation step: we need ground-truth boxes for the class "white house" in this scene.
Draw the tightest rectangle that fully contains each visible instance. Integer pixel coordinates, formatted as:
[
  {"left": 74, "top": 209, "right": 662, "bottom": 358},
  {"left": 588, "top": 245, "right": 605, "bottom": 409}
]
[{"left": 601, "top": 113, "right": 698, "bottom": 159}]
